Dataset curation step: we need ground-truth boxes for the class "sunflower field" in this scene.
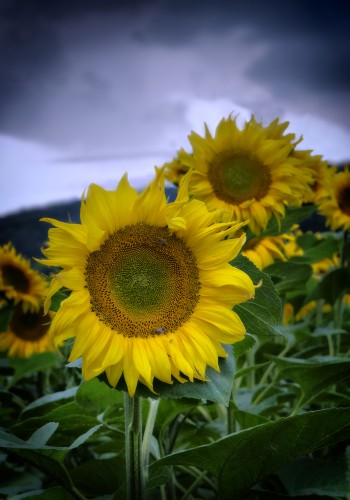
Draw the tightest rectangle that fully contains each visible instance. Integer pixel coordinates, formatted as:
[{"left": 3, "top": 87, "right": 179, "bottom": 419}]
[{"left": 0, "top": 116, "right": 350, "bottom": 499}]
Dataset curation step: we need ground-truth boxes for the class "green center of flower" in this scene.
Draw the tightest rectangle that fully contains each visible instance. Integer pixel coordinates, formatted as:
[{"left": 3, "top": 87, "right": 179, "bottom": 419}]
[
  {"left": 208, "top": 151, "right": 271, "bottom": 204},
  {"left": 339, "top": 186, "right": 350, "bottom": 216},
  {"left": 10, "top": 306, "right": 49, "bottom": 341},
  {"left": 85, "top": 223, "right": 200, "bottom": 338},
  {"left": 1, "top": 264, "right": 30, "bottom": 293}
]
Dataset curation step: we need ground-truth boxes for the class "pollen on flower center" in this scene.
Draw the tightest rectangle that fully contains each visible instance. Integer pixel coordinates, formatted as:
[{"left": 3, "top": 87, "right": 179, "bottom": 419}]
[
  {"left": 208, "top": 151, "right": 271, "bottom": 204},
  {"left": 339, "top": 186, "right": 350, "bottom": 215},
  {"left": 1, "top": 264, "right": 30, "bottom": 293},
  {"left": 10, "top": 306, "right": 50, "bottom": 341},
  {"left": 85, "top": 223, "right": 200, "bottom": 338}
]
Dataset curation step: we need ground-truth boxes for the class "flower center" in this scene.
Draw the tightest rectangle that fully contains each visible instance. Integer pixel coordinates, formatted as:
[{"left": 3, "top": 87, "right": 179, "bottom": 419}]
[
  {"left": 339, "top": 186, "right": 350, "bottom": 216},
  {"left": 208, "top": 151, "right": 271, "bottom": 204},
  {"left": 1, "top": 264, "right": 30, "bottom": 293},
  {"left": 10, "top": 306, "right": 50, "bottom": 341},
  {"left": 85, "top": 223, "right": 200, "bottom": 338}
]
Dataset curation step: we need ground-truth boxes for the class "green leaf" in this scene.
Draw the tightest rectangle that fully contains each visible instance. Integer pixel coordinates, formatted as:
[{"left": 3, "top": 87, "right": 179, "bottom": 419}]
[
  {"left": 8, "top": 352, "right": 60, "bottom": 386},
  {"left": 115, "top": 345, "right": 235, "bottom": 405},
  {"left": 26, "top": 423, "right": 59, "bottom": 447},
  {"left": 49, "top": 290, "right": 69, "bottom": 312},
  {"left": 311, "top": 267, "right": 350, "bottom": 304},
  {"left": 76, "top": 378, "right": 124, "bottom": 415},
  {"left": 69, "top": 457, "right": 125, "bottom": 496},
  {"left": 151, "top": 408, "right": 350, "bottom": 499},
  {"left": 278, "top": 455, "right": 349, "bottom": 497},
  {"left": 12, "top": 402, "right": 100, "bottom": 447},
  {"left": 271, "top": 356, "right": 350, "bottom": 407},
  {"left": 10, "top": 487, "right": 75, "bottom": 499},
  {"left": 23, "top": 387, "right": 78, "bottom": 415},
  {"left": 301, "top": 236, "right": 340, "bottom": 264},
  {"left": 261, "top": 205, "right": 316, "bottom": 237},
  {"left": 0, "top": 303, "right": 13, "bottom": 332},
  {"left": 264, "top": 261, "right": 312, "bottom": 294},
  {"left": 232, "top": 255, "right": 282, "bottom": 337},
  {"left": 232, "top": 334, "right": 256, "bottom": 358}
]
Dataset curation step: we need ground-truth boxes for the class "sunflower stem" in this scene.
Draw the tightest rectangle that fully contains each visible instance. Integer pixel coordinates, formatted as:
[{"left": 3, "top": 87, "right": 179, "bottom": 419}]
[
  {"left": 124, "top": 393, "right": 145, "bottom": 500},
  {"left": 141, "top": 398, "right": 160, "bottom": 478}
]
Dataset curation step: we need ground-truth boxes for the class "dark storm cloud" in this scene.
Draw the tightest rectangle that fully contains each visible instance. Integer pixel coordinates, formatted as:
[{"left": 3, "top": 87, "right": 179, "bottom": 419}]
[{"left": 1, "top": 0, "right": 349, "bottom": 142}]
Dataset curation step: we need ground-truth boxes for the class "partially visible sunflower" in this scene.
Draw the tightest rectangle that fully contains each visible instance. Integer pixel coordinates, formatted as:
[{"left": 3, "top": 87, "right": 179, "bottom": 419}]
[
  {"left": 0, "top": 243, "right": 47, "bottom": 312},
  {"left": 242, "top": 229, "right": 303, "bottom": 270},
  {"left": 165, "top": 116, "right": 320, "bottom": 234},
  {"left": 242, "top": 235, "right": 286, "bottom": 270},
  {"left": 317, "top": 166, "right": 350, "bottom": 231},
  {"left": 0, "top": 305, "right": 54, "bottom": 358},
  {"left": 38, "top": 170, "right": 255, "bottom": 397}
]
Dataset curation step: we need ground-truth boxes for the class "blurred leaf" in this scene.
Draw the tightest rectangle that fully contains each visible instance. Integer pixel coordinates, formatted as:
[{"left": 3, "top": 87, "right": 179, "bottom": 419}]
[
  {"left": 23, "top": 387, "right": 78, "bottom": 415},
  {"left": 12, "top": 402, "right": 100, "bottom": 447},
  {"left": 26, "top": 423, "right": 58, "bottom": 447},
  {"left": 278, "top": 455, "right": 348, "bottom": 497},
  {"left": 311, "top": 268, "right": 350, "bottom": 304},
  {"left": 271, "top": 356, "right": 350, "bottom": 408},
  {"left": 264, "top": 261, "right": 312, "bottom": 294},
  {"left": 10, "top": 487, "right": 75, "bottom": 499},
  {"left": 232, "top": 408, "right": 268, "bottom": 430},
  {"left": 0, "top": 303, "right": 13, "bottom": 332},
  {"left": 151, "top": 408, "right": 350, "bottom": 499},
  {"left": 49, "top": 291, "right": 69, "bottom": 312},
  {"left": 8, "top": 353, "right": 60, "bottom": 386},
  {"left": 261, "top": 205, "right": 316, "bottom": 237},
  {"left": 301, "top": 236, "right": 340, "bottom": 264},
  {"left": 232, "top": 255, "right": 282, "bottom": 337},
  {"left": 76, "top": 378, "right": 124, "bottom": 415},
  {"left": 313, "top": 326, "right": 347, "bottom": 337},
  {"left": 70, "top": 457, "right": 125, "bottom": 496}
]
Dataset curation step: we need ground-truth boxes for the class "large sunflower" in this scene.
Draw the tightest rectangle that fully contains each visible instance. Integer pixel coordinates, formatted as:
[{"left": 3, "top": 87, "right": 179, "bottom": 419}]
[
  {"left": 38, "top": 170, "right": 254, "bottom": 397},
  {"left": 0, "top": 305, "right": 54, "bottom": 358},
  {"left": 0, "top": 243, "right": 47, "bottom": 312},
  {"left": 165, "top": 116, "right": 319, "bottom": 234},
  {"left": 317, "top": 166, "right": 350, "bottom": 231}
]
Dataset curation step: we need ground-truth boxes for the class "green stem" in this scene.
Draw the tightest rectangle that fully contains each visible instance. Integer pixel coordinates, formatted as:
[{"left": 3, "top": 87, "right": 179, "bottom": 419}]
[
  {"left": 341, "top": 230, "right": 348, "bottom": 267},
  {"left": 141, "top": 398, "right": 160, "bottom": 476},
  {"left": 124, "top": 393, "right": 145, "bottom": 500}
]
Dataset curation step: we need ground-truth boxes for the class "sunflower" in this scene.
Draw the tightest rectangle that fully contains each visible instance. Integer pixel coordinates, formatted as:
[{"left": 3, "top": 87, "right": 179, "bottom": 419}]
[
  {"left": 38, "top": 170, "right": 254, "bottom": 397},
  {"left": 317, "top": 166, "right": 350, "bottom": 231},
  {"left": 242, "top": 227, "right": 303, "bottom": 270},
  {"left": 165, "top": 116, "right": 320, "bottom": 234},
  {"left": 0, "top": 304, "right": 54, "bottom": 358},
  {"left": 242, "top": 235, "right": 286, "bottom": 270},
  {"left": 0, "top": 243, "right": 47, "bottom": 312}
]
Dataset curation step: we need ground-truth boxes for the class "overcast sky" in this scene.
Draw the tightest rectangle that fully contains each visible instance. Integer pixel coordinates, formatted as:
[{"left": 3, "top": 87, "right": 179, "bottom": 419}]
[{"left": 1, "top": 0, "right": 350, "bottom": 215}]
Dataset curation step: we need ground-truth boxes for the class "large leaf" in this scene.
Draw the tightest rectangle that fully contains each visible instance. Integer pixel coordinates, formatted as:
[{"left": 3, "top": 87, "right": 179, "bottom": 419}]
[
  {"left": 232, "top": 255, "right": 282, "bottom": 337},
  {"left": 264, "top": 261, "right": 312, "bottom": 294},
  {"left": 278, "top": 455, "right": 349, "bottom": 497},
  {"left": 311, "top": 267, "right": 350, "bottom": 304},
  {"left": 271, "top": 355, "right": 350, "bottom": 408},
  {"left": 8, "top": 353, "right": 60, "bottom": 386},
  {"left": 11, "top": 402, "right": 100, "bottom": 447},
  {"left": 261, "top": 205, "right": 316, "bottom": 237},
  {"left": 151, "top": 408, "right": 350, "bottom": 499},
  {"left": 75, "top": 378, "right": 124, "bottom": 415}
]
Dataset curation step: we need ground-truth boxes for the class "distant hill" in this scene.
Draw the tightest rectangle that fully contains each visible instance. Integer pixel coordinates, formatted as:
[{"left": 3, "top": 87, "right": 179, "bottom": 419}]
[
  {"left": 0, "top": 186, "right": 327, "bottom": 262},
  {"left": 0, "top": 187, "right": 178, "bottom": 261}
]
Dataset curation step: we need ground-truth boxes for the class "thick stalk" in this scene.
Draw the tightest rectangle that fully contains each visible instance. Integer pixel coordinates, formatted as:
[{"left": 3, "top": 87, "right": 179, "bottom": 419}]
[{"left": 124, "top": 393, "right": 145, "bottom": 500}]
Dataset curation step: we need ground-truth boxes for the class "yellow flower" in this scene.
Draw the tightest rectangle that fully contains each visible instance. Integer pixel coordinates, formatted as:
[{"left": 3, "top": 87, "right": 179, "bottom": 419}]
[
  {"left": 0, "top": 243, "right": 47, "bottom": 312},
  {"left": 0, "top": 305, "right": 54, "bottom": 358},
  {"left": 38, "top": 170, "right": 255, "bottom": 397},
  {"left": 242, "top": 235, "right": 286, "bottom": 270},
  {"left": 317, "top": 166, "right": 350, "bottom": 231},
  {"left": 165, "top": 116, "right": 318, "bottom": 234},
  {"left": 242, "top": 230, "right": 303, "bottom": 270}
]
